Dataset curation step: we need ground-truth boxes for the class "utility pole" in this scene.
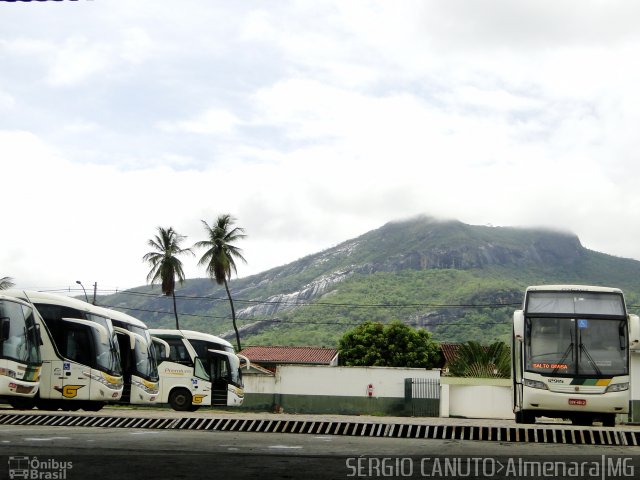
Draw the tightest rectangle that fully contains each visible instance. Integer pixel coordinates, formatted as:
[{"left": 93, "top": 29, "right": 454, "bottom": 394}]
[{"left": 92, "top": 282, "right": 97, "bottom": 305}]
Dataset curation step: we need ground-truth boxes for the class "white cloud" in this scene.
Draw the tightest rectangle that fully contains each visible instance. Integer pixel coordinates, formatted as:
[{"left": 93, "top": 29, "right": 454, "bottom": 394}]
[
  {"left": 3, "top": 1, "right": 640, "bottom": 291},
  {"left": 46, "top": 36, "right": 113, "bottom": 87},
  {"left": 157, "top": 109, "right": 241, "bottom": 135}
]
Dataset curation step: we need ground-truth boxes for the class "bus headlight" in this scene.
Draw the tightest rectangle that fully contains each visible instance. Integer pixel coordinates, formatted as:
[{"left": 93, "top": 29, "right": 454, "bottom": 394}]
[
  {"left": 132, "top": 379, "right": 159, "bottom": 395},
  {"left": 83, "top": 370, "right": 123, "bottom": 390},
  {"left": 605, "top": 382, "right": 629, "bottom": 393},
  {"left": 0, "top": 368, "right": 17, "bottom": 378},
  {"left": 524, "top": 379, "right": 548, "bottom": 390}
]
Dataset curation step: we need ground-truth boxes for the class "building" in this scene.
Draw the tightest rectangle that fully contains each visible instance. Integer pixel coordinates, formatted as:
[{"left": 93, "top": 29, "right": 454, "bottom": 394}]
[{"left": 238, "top": 345, "right": 339, "bottom": 373}]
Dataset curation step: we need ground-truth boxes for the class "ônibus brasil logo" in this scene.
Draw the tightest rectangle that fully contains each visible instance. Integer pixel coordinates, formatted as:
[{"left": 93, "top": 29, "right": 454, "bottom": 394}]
[{"left": 8, "top": 456, "right": 73, "bottom": 480}]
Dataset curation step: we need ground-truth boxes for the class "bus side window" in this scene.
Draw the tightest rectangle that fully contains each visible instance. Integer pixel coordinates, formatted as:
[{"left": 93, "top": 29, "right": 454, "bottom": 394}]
[
  {"left": 66, "top": 328, "right": 91, "bottom": 366},
  {"left": 165, "top": 338, "right": 193, "bottom": 366}
]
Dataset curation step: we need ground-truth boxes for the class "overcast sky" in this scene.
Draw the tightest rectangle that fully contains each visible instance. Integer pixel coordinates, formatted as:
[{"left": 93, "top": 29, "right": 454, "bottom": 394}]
[{"left": 2, "top": 1, "right": 640, "bottom": 293}]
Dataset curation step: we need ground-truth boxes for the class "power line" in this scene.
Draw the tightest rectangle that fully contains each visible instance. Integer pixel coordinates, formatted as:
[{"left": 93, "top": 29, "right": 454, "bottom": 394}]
[
  {"left": 37, "top": 286, "right": 640, "bottom": 310},
  {"left": 54, "top": 287, "right": 520, "bottom": 310},
  {"left": 101, "top": 303, "right": 511, "bottom": 330}
]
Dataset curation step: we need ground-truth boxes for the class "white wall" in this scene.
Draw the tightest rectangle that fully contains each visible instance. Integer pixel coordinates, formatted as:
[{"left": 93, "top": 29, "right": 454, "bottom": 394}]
[
  {"left": 244, "top": 373, "right": 276, "bottom": 395},
  {"left": 243, "top": 365, "right": 517, "bottom": 419},
  {"left": 277, "top": 365, "right": 439, "bottom": 398},
  {"left": 244, "top": 365, "right": 439, "bottom": 398},
  {"left": 444, "top": 383, "right": 512, "bottom": 419}
]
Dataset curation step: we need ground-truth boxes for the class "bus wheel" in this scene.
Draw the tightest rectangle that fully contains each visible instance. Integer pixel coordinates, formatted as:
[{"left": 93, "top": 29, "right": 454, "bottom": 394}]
[
  {"left": 8, "top": 397, "right": 36, "bottom": 410},
  {"left": 169, "top": 389, "right": 192, "bottom": 412},
  {"left": 37, "top": 400, "right": 62, "bottom": 411},
  {"left": 515, "top": 410, "right": 535, "bottom": 424},
  {"left": 602, "top": 414, "right": 616, "bottom": 427},
  {"left": 572, "top": 415, "right": 593, "bottom": 426},
  {"left": 82, "top": 402, "right": 105, "bottom": 412}
]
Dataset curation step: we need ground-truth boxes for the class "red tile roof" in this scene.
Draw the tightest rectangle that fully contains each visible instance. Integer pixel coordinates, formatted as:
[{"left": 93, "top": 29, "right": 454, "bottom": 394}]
[{"left": 239, "top": 346, "right": 338, "bottom": 365}]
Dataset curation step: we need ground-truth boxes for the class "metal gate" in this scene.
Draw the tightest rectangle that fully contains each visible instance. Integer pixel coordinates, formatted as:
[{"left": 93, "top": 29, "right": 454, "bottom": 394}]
[{"left": 405, "top": 378, "right": 440, "bottom": 417}]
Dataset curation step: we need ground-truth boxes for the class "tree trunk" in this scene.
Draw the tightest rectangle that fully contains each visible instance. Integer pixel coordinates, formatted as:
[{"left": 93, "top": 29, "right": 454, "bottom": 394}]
[
  {"left": 224, "top": 279, "right": 241, "bottom": 351},
  {"left": 172, "top": 291, "right": 180, "bottom": 330}
]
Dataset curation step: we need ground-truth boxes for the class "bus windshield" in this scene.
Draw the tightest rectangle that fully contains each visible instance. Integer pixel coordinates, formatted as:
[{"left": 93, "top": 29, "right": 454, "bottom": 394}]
[
  {"left": 208, "top": 350, "right": 242, "bottom": 387},
  {"left": 133, "top": 337, "right": 158, "bottom": 381},
  {"left": 525, "top": 317, "right": 628, "bottom": 377},
  {"left": 227, "top": 353, "right": 241, "bottom": 387},
  {"left": 93, "top": 327, "right": 122, "bottom": 376},
  {"left": 526, "top": 291, "right": 625, "bottom": 316},
  {"left": 0, "top": 300, "right": 41, "bottom": 365}
]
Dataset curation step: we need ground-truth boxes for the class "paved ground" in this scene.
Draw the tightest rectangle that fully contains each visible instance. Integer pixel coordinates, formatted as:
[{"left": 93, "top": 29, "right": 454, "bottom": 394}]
[
  {"left": 3, "top": 402, "right": 640, "bottom": 430},
  {"left": 1, "top": 423, "right": 639, "bottom": 480},
  {"left": 2, "top": 403, "right": 640, "bottom": 479}
]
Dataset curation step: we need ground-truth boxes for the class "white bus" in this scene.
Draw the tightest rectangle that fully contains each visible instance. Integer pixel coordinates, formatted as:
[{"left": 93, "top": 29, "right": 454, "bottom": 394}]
[
  {"left": 148, "top": 328, "right": 212, "bottom": 411},
  {"left": 3, "top": 290, "right": 123, "bottom": 411},
  {"left": 175, "top": 329, "right": 247, "bottom": 407},
  {"left": 95, "top": 306, "right": 161, "bottom": 405},
  {"left": 512, "top": 285, "right": 640, "bottom": 426},
  {"left": 0, "top": 294, "right": 42, "bottom": 407}
]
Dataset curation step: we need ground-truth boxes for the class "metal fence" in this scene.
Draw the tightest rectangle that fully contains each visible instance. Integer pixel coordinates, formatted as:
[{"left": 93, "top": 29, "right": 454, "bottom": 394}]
[{"left": 405, "top": 378, "right": 440, "bottom": 417}]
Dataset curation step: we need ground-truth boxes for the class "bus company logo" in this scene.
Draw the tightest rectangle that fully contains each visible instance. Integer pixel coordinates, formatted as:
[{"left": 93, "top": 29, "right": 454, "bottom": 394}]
[
  {"left": 8, "top": 456, "right": 72, "bottom": 480},
  {"left": 163, "top": 367, "right": 188, "bottom": 376},
  {"left": 53, "top": 385, "right": 84, "bottom": 398},
  {"left": 192, "top": 394, "right": 206, "bottom": 404}
]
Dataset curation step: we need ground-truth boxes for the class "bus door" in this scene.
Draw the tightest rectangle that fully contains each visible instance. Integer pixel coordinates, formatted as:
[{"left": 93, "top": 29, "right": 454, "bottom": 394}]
[
  {"left": 512, "top": 310, "right": 525, "bottom": 414},
  {"left": 207, "top": 348, "right": 245, "bottom": 406},
  {"left": 207, "top": 349, "right": 231, "bottom": 406}
]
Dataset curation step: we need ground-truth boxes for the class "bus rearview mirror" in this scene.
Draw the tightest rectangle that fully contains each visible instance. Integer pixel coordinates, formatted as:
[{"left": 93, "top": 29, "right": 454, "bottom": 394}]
[{"left": 0, "top": 317, "right": 10, "bottom": 342}]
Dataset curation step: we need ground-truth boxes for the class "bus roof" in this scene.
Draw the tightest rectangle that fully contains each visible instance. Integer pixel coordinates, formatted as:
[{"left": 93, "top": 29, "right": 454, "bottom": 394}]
[
  {"left": 180, "top": 329, "right": 233, "bottom": 347},
  {"left": 525, "top": 285, "right": 623, "bottom": 294},
  {"left": 2, "top": 289, "right": 102, "bottom": 313},
  {"left": 149, "top": 328, "right": 233, "bottom": 348},
  {"left": 0, "top": 292, "right": 33, "bottom": 308},
  {"left": 94, "top": 306, "right": 148, "bottom": 329}
]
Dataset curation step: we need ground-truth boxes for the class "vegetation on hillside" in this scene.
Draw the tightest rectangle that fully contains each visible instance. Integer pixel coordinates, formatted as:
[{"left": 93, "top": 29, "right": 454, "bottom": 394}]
[{"left": 97, "top": 217, "right": 640, "bottom": 348}]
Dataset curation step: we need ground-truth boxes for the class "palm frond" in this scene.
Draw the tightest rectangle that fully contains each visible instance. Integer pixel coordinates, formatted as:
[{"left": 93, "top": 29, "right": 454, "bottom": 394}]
[
  {"left": 0, "top": 276, "right": 15, "bottom": 290},
  {"left": 448, "top": 340, "right": 510, "bottom": 378},
  {"left": 142, "top": 226, "right": 192, "bottom": 294}
]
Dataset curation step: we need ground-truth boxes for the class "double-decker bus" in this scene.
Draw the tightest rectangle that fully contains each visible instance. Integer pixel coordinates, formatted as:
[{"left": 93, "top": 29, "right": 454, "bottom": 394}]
[
  {"left": 0, "top": 294, "right": 41, "bottom": 407},
  {"left": 512, "top": 285, "right": 640, "bottom": 426},
  {"left": 4, "top": 290, "right": 123, "bottom": 411}
]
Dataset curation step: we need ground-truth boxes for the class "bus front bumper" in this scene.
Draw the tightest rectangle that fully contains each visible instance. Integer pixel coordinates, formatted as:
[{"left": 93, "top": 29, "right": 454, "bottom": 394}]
[{"left": 523, "top": 386, "right": 629, "bottom": 414}]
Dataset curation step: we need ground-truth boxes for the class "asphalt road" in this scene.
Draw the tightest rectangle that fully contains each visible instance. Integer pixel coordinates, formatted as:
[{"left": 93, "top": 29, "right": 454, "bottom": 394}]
[{"left": 1, "top": 424, "right": 639, "bottom": 480}]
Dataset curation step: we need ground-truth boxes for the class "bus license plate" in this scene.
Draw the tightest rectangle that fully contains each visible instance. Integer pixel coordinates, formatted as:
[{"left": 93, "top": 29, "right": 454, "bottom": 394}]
[{"left": 568, "top": 399, "right": 587, "bottom": 406}]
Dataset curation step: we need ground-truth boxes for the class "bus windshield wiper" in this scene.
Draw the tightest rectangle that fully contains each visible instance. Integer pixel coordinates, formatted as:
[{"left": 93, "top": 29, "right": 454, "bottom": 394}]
[
  {"left": 579, "top": 342, "right": 602, "bottom": 376},
  {"left": 551, "top": 328, "right": 573, "bottom": 375}
]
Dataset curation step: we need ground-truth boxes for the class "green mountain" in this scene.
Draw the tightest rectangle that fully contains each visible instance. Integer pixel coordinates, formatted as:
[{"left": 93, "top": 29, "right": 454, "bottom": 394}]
[{"left": 98, "top": 215, "right": 640, "bottom": 347}]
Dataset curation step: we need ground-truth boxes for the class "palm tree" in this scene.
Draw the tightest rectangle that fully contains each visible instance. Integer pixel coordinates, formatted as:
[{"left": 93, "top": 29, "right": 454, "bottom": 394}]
[
  {"left": 0, "top": 276, "right": 15, "bottom": 290},
  {"left": 194, "top": 214, "right": 246, "bottom": 351},
  {"left": 143, "top": 227, "right": 193, "bottom": 329}
]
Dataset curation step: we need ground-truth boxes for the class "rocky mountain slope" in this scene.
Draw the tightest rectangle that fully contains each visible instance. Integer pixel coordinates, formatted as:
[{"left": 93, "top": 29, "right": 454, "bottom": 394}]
[{"left": 98, "top": 216, "right": 640, "bottom": 346}]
